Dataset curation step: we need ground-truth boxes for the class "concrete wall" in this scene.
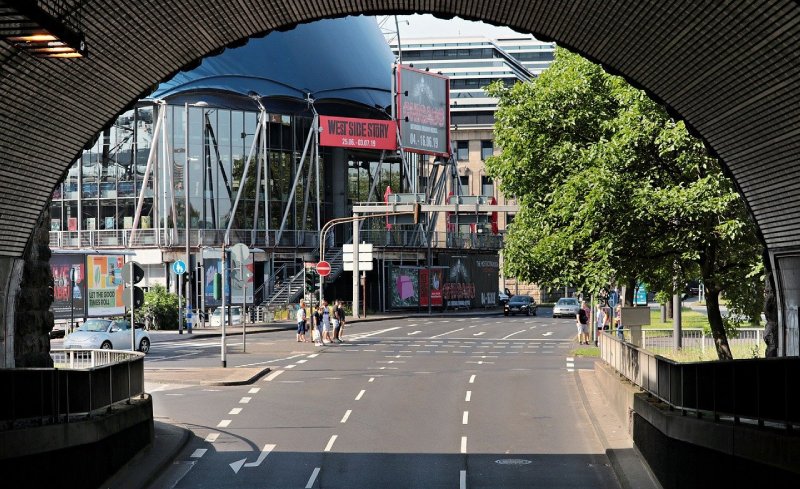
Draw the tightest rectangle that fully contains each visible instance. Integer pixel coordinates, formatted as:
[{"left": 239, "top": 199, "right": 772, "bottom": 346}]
[
  {"left": 0, "top": 395, "right": 154, "bottom": 488},
  {"left": 596, "top": 361, "right": 800, "bottom": 489}
]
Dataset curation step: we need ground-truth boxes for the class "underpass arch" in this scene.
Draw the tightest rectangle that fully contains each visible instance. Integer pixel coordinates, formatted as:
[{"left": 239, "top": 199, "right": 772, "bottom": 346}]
[{"left": 1, "top": 1, "right": 799, "bottom": 364}]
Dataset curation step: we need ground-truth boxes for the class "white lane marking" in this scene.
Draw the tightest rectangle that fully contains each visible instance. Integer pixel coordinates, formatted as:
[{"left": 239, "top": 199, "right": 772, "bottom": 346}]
[
  {"left": 229, "top": 408, "right": 242, "bottom": 415},
  {"left": 502, "top": 330, "right": 527, "bottom": 340},
  {"left": 461, "top": 436, "right": 468, "bottom": 454},
  {"left": 230, "top": 443, "right": 275, "bottom": 474},
  {"left": 473, "top": 332, "right": 486, "bottom": 336},
  {"left": 308, "top": 353, "right": 319, "bottom": 358},
  {"left": 190, "top": 448, "right": 207, "bottom": 458},
  {"left": 285, "top": 365, "right": 297, "bottom": 369},
  {"left": 469, "top": 374, "right": 476, "bottom": 384},
  {"left": 566, "top": 362, "right": 575, "bottom": 368},
  {"left": 460, "top": 470, "right": 467, "bottom": 489},
  {"left": 145, "top": 351, "right": 201, "bottom": 362},
  {"left": 341, "top": 410, "right": 352, "bottom": 423},
  {"left": 306, "top": 467, "right": 321, "bottom": 489},
  {"left": 351, "top": 326, "right": 401, "bottom": 339},
  {"left": 355, "top": 389, "right": 366, "bottom": 400},
  {"left": 466, "top": 361, "right": 494, "bottom": 365},
  {"left": 248, "top": 387, "right": 260, "bottom": 394},
  {"left": 463, "top": 411, "right": 469, "bottom": 425},
  {"left": 238, "top": 353, "right": 305, "bottom": 368},
  {"left": 217, "top": 419, "right": 231, "bottom": 428},
  {"left": 205, "top": 433, "right": 219, "bottom": 443},
  {"left": 368, "top": 377, "right": 375, "bottom": 382},
  {"left": 465, "top": 391, "right": 472, "bottom": 402},
  {"left": 430, "top": 328, "right": 464, "bottom": 339},
  {"left": 240, "top": 397, "right": 251, "bottom": 404},
  {"left": 566, "top": 357, "right": 575, "bottom": 361},
  {"left": 542, "top": 331, "right": 554, "bottom": 336},
  {"left": 297, "top": 359, "right": 308, "bottom": 364},
  {"left": 264, "top": 370, "right": 284, "bottom": 381},
  {"left": 324, "top": 435, "right": 338, "bottom": 452}
]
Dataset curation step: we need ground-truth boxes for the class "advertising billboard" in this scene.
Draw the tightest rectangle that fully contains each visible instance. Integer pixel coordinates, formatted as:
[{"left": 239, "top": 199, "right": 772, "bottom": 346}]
[
  {"left": 389, "top": 266, "right": 420, "bottom": 308},
  {"left": 86, "top": 254, "right": 125, "bottom": 316},
  {"left": 419, "top": 267, "right": 444, "bottom": 308},
  {"left": 438, "top": 254, "right": 500, "bottom": 308},
  {"left": 319, "top": 115, "right": 397, "bottom": 150},
  {"left": 51, "top": 254, "right": 86, "bottom": 320},
  {"left": 396, "top": 65, "right": 450, "bottom": 156}
]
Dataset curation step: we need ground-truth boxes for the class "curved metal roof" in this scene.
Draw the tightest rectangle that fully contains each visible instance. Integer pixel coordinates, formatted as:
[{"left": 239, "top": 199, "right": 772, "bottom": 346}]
[
  {"left": 150, "top": 16, "right": 393, "bottom": 114},
  {"left": 0, "top": 1, "right": 799, "bottom": 259}
]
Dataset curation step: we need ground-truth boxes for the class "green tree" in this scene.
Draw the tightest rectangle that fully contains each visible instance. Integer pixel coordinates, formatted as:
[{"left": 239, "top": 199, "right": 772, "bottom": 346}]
[
  {"left": 139, "top": 284, "right": 179, "bottom": 330},
  {"left": 486, "top": 48, "right": 763, "bottom": 360}
]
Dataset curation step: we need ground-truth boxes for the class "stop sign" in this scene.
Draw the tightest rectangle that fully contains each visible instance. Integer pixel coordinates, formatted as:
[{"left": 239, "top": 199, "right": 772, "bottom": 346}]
[{"left": 316, "top": 261, "right": 331, "bottom": 277}]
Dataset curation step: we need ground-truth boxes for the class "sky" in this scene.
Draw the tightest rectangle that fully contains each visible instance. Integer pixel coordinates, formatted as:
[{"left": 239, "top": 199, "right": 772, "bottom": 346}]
[{"left": 378, "top": 14, "right": 527, "bottom": 40}]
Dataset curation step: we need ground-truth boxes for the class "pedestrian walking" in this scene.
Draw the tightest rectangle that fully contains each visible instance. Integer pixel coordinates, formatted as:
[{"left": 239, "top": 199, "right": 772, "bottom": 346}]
[
  {"left": 595, "top": 302, "right": 611, "bottom": 346},
  {"left": 321, "top": 301, "right": 333, "bottom": 344},
  {"left": 332, "top": 300, "right": 346, "bottom": 343},
  {"left": 577, "top": 300, "right": 590, "bottom": 345},
  {"left": 296, "top": 299, "right": 308, "bottom": 342},
  {"left": 312, "top": 305, "right": 324, "bottom": 346}
]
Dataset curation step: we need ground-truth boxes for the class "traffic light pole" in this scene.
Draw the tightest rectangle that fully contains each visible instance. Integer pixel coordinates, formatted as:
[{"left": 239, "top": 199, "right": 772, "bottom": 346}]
[{"left": 221, "top": 242, "right": 227, "bottom": 368}]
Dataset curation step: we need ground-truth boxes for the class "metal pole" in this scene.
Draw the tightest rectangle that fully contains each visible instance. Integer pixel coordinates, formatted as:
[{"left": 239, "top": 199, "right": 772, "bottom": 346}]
[
  {"left": 178, "top": 275, "right": 183, "bottom": 334},
  {"left": 241, "top": 261, "right": 247, "bottom": 352},
  {"left": 184, "top": 102, "right": 194, "bottom": 336},
  {"left": 130, "top": 274, "right": 136, "bottom": 352},
  {"left": 221, "top": 243, "right": 227, "bottom": 368},
  {"left": 70, "top": 267, "right": 75, "bottom": 334},
  {"left": 673, "top": 292, "right": 682, "bottom": 350},
  {"left": 353, "top": 213, "right": 360, "bottom": 318}
]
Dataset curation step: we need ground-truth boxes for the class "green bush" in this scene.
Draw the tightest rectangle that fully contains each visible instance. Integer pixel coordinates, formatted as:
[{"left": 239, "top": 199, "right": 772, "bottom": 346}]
[{"left": 139, "top": 284, "right": 179, "bottom": 330}]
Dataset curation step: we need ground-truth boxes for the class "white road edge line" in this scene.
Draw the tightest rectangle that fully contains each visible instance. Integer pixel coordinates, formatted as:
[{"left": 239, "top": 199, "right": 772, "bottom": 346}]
[
  {"left": 465, "top": 391, "right": 472, "bottom": 402},
  {"left": 341, "top": 409, "right": 352, "bottom": 423},
  {"left": 324, "top": 435, "right": 338, "bottom": 452},
  {"left": 306, "top": 467, "right": 321, "bottom": 489},
  {"left": 430, "top": 328, "right": 464, "bottom": 339},
  {"left": 264, "top": 370, "right": 284, "bottom": 381},
  {"left": 355, "top": 389, "right": 366, "bottom": 401}
]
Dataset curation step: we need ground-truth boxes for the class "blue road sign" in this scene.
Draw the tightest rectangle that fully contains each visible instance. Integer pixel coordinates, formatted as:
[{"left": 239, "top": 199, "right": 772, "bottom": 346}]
[{"left": 172, "top": 260, "right": 187, "bottom": 275}]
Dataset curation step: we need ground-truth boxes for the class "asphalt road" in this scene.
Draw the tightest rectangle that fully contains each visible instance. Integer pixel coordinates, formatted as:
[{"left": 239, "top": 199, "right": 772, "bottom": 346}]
[{"left": 145, "top": 314, "right": 620, "bottom": 489}]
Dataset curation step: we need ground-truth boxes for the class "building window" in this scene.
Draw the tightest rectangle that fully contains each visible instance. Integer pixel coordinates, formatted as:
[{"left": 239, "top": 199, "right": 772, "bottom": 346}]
[
  {"left": 481, "top": 140, "right": 494, "bottom": 160},
  {"left": 481, "top": 175, "right": 494, "bottom": 196},
  {"left": 460, "top": 175, "right": 469, "bottom": 196},
  {"left": 456, "top": 141, "right": 469, "bottom": 161}
]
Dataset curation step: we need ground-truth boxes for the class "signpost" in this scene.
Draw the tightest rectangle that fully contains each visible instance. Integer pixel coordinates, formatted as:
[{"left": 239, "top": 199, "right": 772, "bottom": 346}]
[
  {"left": 123, "top": 261, "right": 144, "bottom": 351},
  {"left": 230, "top": 243, "right": 251, "bottom": 352},
  {"left": 173, "top": 260, "right": 187, "bottom": 334}
]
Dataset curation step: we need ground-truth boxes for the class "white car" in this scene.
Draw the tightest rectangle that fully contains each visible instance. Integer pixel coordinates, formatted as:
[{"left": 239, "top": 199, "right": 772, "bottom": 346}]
[
  {"left": 209, "top": 306, "right": 243, "bottom": 327},
  {"left": 63, "top": 318, "right": 151, "bottom": 353},
  {"left": 552, "top": 298, "right": 581, "bottom": 318}
]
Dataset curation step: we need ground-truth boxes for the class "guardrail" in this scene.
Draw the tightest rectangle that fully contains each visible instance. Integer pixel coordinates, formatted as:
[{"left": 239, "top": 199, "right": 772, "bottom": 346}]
[
  {"left": 0, "top": 349, "right": 145, "bottom": 428},
  {"left": 600, "top": 332, "right": 800, "bottom": 428}
]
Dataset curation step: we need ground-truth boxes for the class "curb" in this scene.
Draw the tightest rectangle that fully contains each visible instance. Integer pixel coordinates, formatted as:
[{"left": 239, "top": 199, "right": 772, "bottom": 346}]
[{"left": 200, "top": 367, "right": 272, "bottom": 386}]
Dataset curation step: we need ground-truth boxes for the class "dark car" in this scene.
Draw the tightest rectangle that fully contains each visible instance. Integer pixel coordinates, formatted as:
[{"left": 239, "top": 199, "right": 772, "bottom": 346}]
[{"left": 504, "top": 295, "right": 537, "bottom": 316}]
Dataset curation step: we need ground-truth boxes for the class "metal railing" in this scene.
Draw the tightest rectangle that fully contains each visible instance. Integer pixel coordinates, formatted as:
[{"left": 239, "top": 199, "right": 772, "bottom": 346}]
[
  {"left": 630, "top": 327, "right": 764, "bottom": 357},
  {"left": 0, "top": 349, "right": 145, "bottom": 427},
  {"left": 600, "top": 332, "right": 800, "bottom": 427}
]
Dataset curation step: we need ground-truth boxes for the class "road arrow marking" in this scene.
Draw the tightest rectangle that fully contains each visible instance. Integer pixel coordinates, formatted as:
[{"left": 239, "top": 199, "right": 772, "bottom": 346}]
[
  {"left": 230, "top": 443, "right": 275, "bottom": 474},
  {"left": 473, "top": 332, "right": 486, "bottom": 336},
  {"left": 542, "top": 331, "right": 554, "bottom": 336}
]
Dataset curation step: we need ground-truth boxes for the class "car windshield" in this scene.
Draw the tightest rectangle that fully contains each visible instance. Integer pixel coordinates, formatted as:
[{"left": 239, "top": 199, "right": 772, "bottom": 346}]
[
  {"left": 78, "top": 319, "right": 111, "bottom": 332},
  {"left": 557, "top": 299, "right": 579, "bottom": 305},
  {"left": 510, "top": 296, "right": 529, "bottom": 302}
]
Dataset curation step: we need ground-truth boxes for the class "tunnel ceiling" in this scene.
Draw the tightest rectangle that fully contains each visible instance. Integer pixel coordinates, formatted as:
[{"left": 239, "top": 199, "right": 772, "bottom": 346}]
[{"left": 1, "top": 0, "right": 799, "bottom": 258}]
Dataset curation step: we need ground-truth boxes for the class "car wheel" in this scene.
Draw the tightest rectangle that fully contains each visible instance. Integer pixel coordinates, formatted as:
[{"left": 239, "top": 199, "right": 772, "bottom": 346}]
[
  {"left": 138, "top": 337, "right": 150, "bottom": 353},
  {"left": 101, "top": 341, "right": 112, "bottom": 350},
  {"left": 532, "top": 307, "right": 538, "bottom": 317},
  {"left": 526, "top": 308, "right": 531, "bottom": 316}
]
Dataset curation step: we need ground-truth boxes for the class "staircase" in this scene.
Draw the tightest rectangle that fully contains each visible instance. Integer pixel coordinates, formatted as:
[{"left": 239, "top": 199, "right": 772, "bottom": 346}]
[{"left": 264, "top": 269, "right": 305, "bottom": 307}]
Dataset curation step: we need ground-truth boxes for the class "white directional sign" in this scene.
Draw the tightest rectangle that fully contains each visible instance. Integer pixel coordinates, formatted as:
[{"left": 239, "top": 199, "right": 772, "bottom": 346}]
[
  {"left": 343, "top": 243, "right": 374, "bottom": 271},
  {"left": 172, "top": 260, "right": 187, "bottom": 275},
  {"left": 230, "top": 443, "right": 275, "bottom": 474}
]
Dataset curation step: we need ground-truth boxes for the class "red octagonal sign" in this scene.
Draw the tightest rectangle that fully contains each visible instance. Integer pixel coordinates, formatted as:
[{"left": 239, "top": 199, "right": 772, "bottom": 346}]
[{"left": 316, "top": 261, "right": 331, "bottom": 277}]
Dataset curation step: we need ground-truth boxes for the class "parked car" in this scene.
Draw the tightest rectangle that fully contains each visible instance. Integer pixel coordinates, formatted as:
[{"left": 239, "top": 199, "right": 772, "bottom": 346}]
[
  {"left": 552, "top": 298, "right": 581, "bottom": 318},
  {"left": 63, "top": 318, "right": 150, "bottom": 353},
  {"left": 209, "top": 306, "right": 243, "bottom": 327},
  {"left": 498, "top": 289, "right": 510, "bottom": 307},
  {"left": 504, "top": 295, "right": 537, "bottom": 316}
]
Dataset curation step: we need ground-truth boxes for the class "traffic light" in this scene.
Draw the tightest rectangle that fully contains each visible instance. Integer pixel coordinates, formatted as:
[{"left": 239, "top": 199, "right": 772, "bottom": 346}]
[
  {"left": 122, "top": 262, "right": 145, "bottom": 309},
  {"left": 305, "top": 269, "right": 318, "bottom": 293},
  {"left": 213, "top": 272, "right": 222, "bottom": 300}
]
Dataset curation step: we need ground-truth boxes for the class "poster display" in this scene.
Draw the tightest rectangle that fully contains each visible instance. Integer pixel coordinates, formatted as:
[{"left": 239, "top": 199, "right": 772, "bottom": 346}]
[
  {"left": 230, "top": 256, "right": 255, "bottom": 305},
  {"left": 438, "top": 254, "right": 500, "bottom": 309},
  {"left": 419, "top": 268, "right": 444, "bottom": 308},
  {"left": 86, "top": 254, "right": 125, "bottom": 316},
  {"left": 319, "top": 115, "right": 397, "bottom": 150},
  {"left": 51, "top": 254, "right": 86, "bottom": 320},
  {"left": 203, "top": 256, "right": 223, "bottom": 308},
  {"left": 396, "top": 65, "right": 450, "bottom": 156},
  {"left": 389, "top": 266, "right": 420, "bottom": 308}
]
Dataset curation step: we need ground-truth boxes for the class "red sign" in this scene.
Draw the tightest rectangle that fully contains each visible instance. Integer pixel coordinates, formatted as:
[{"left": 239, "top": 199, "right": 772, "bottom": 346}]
[
  {"left": 319, "top": 116, "right": 397, "bottom": 150},
  {"left": 316, "top": 261, "right": 331, "bottom": 277}
]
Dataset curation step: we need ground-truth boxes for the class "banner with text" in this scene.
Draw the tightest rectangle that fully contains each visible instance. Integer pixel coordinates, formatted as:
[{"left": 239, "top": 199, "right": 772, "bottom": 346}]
[
  {"left": 396, "top": 65, "right": 450, "bottom": 156},
  {"left": 320, "top": 116, "right": 397, "bottom": 150},
  {"left": 87, "top": 254, "right": 125, "bottom": 316},
  {"left": 438, "top": 254, "right": 500, "bottom": 308},
  {"left": 51, "top": 254, "right": 86, "bottom": 320}
]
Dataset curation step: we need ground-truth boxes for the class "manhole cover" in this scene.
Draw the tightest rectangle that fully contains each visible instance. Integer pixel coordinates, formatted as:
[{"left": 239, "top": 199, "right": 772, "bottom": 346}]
[{"left": 495, "top": 459, "right": 532, "bottom": 465}]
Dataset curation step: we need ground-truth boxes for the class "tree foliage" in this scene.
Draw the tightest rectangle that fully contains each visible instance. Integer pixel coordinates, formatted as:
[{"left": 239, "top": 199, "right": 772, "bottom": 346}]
[
  {"left": 486, "top": 48, "right": 764, "bottom": 359},
  {"left": 139, "top": 284, "right": 179, "bottom": 330}
]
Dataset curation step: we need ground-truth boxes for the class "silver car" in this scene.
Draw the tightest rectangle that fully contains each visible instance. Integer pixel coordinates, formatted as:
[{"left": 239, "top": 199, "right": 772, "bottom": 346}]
[
  {"left": 63, "top": 318, "right": 151, "bottom": 353},
  {"left": 552, "top": 298, "right": 581, "bottom": 318}
]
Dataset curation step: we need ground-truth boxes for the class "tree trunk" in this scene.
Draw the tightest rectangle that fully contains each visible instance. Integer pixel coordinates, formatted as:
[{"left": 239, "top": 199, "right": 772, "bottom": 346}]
[
  {"left": 666, "top": 298, "right": 673, "bottom": 320},
  {"left": 705, "top": 288, "right": 733, "bottom": 360},
  {"left": 624, "top": 279, "right": 636, "bottom": 305}
]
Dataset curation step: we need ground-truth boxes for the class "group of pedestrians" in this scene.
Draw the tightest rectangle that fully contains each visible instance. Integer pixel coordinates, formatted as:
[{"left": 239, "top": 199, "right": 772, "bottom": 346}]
[
  {"left": 295, "top": 299, "right": 347, "bottom": 346},
  {"left": 576, "top": 300, "right": 624, "bottom": 345}
]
